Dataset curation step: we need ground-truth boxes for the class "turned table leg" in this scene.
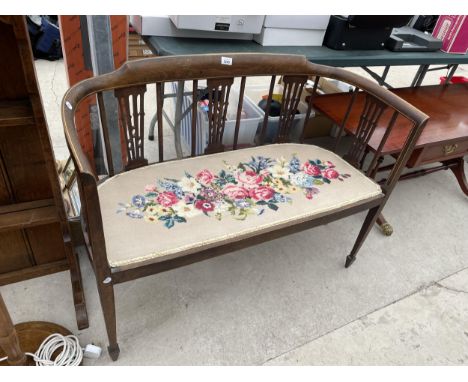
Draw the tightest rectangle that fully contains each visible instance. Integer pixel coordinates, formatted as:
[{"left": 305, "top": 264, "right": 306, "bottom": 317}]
[
  {"left": 377, "top": 214, "right": 394, "bottom": 236},
  {"left": 0, "top": 291, "right": 75, "bottom": 366},
  {"left": 0, "top": 292, "right": 27, "bottom": 366},
  {"left": 368, "top": 155, "right": 393, "bottom": 236}
]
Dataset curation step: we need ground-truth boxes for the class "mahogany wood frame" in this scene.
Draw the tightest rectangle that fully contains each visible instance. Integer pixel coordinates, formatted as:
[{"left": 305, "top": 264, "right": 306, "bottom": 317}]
[{"left": 61, "top": 53, "right": 428, "bottom": 360}]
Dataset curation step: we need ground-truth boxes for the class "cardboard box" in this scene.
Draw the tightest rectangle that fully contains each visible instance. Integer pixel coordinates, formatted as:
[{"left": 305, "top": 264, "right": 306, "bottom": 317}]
[
  {"left": 317, "top": 77, "right": 354, "bottom": 93},
  {"left": 254, "top": 27, "right": 326, "bottom": 46},
  {"left": 130, "top": 15, "right": 254, "bottom": 40},
  {"left": 301, "top": 84, "right": 334, "bottom": 139},
  {"left": 433, "top": 15, "right": 468, "bottom": 54},
  {"left": 128, "top": 33, "right": 146, "bottom": 46},
  {"left": 288, "top": 77, "right": 349, "bottom": 138},
  {"left": 263, "top": 15, "right": 330, "bottom": 30},
  {"left": 128, "top": 32, "right": 155, "bottom": 60},
  {"left": 128, "top": 46, "right": 154, "bottom": 59},
  {"left": 254, "top": 16, "right": 330, "bottom": 46},
  {"left": 254, "top": 27, "right": 327, "bottom": 46}
]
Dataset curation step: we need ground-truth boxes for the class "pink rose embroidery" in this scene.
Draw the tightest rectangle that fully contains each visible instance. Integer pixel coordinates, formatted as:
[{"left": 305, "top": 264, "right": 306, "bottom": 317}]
[
  {"left": 322, "top": 168, "right": 339, "bottom": 179},
  {"left": 236, "top": 170, "right": 263, "bottom": 188},
  {"left": 222, "top": 184, "right": 250, "bottom": 200},
  {"left": 196, "top": 169, "right": 215, "bottom": 185},
  {"left": 120, "top": 154, "right": 350, "bottom": 229},
  {"left": 156, "top": 191, "right": 179, "bottom": 207},
  {"left": 301, "top": 162, "right": 321, "bottom": 176},
  {"left": 145, "top": 184, "right": 157, "bottom": 192},
  {"left": 249, "top": 186, "right": 275, "bottom": 201},
  {"left": 195, "top": 199, "right": 215, "bottom": 212}
]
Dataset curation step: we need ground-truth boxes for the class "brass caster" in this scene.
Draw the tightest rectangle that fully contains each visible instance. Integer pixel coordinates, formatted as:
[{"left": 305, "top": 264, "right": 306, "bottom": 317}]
[{"left": 381, "top": 223, "right": 393, "bottom": 236}]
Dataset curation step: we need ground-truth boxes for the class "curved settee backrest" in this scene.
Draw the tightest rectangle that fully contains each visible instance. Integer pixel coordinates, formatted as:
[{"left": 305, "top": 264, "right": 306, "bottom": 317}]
[{"left": 61, "top": 54, "right": 428, "bottom": 257}]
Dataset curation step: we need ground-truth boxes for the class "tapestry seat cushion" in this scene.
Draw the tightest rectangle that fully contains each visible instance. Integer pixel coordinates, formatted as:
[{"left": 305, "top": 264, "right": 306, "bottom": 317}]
[{"left": 97, "top": 144, "right": 383, "bottom": 270}]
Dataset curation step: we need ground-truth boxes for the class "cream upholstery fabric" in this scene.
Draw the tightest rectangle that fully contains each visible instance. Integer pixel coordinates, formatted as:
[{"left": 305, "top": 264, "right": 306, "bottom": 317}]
[{"left": 98, "top": 144, "right": 383, "bottom": 270}]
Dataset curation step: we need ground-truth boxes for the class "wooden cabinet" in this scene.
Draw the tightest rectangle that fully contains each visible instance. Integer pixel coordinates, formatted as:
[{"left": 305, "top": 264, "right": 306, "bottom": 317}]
[{"left": 0, "top": 16, "right": 87, "bottom": 329}]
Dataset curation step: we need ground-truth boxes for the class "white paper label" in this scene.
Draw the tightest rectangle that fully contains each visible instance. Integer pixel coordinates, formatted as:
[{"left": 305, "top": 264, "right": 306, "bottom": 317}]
[
  {"left": 221, "top": 56, "right": 232, "bottom": 65},
  {"left": 216, "top": 16, "right": 231, "bottom": 24}
]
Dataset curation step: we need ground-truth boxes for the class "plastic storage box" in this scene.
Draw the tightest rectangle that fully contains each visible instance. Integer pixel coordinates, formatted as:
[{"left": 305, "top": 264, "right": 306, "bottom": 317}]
[
  {"left": 171, "top": 82, "right": 264, "bottom": 155},
  {"left": 243, "top": 85, "right": 312, "bottom": 142}
]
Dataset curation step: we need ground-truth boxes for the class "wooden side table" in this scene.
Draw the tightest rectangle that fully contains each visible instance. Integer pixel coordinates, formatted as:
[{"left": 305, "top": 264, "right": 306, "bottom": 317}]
[{"left": 312, "top": 83, "right": 468, "bottom": 234}]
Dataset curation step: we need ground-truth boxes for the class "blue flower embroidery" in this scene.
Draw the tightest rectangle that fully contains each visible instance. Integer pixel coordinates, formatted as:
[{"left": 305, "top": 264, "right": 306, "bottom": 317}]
[
  {"left": 245, "top": 156, "right": 275, "bottom": 173},
  {"left": 158, "top": 180, "right": 184, "bottom": 199},
  {"left": 288, "top": 156, "right": 301, "bottom": 174},
  {"left": 126, "top": 209, "right": 144, "bottom": 219},
  {"left": 131, "top": 195, "right": 146, "bottom": 208}
]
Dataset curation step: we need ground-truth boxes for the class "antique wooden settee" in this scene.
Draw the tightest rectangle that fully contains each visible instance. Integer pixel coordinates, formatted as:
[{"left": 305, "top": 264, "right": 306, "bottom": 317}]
[{"left": 61, "top": 53, "right": 428, "bottom": 360}]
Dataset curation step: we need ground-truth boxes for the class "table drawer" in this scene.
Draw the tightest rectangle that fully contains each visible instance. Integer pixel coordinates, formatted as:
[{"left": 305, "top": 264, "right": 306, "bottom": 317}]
[{"left": 416, "top": 140, "right": 468, "bottom": 166}]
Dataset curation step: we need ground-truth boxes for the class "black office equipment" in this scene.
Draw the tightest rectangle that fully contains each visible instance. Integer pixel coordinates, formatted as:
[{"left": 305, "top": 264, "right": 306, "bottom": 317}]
[
  {"left": 323, "top": 15, "right": 413, "bottom": 50},
  {"left": 387, "top": 26, "right": 443, "bottom": 52},
  {"left": 411, "top": 15, "right": 439, "bottom": 33}
]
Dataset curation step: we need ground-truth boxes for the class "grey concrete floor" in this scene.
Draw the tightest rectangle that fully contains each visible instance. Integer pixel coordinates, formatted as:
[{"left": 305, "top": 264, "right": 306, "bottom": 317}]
[{"left": 1, "top": 59, "right": 467, "bottom": 365}]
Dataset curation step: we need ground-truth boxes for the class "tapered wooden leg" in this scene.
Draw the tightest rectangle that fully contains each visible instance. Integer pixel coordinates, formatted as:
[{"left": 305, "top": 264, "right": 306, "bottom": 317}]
[
  {"left": 376, "top": 214, "right": 393, "bottom": 236},
  {"left": 0, "top": 292, "right": 27, "bottom": 366},
  {"left": 97, "top": 281, "right": 120, "bottom": 361},
  {"left": 448, "top": 157, "right": 468, "bottom": 196},
  {"left": 345, "top": 206, "right": 382, "bottom": 268}
]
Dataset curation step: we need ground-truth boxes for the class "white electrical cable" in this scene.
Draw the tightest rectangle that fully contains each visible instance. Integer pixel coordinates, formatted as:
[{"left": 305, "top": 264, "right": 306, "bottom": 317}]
[
  {"left": 29, "top": 333, "right": 83, "bottom": 366},
  {"left": 0, "top": 333, "right": 83, "bottom": 366}
]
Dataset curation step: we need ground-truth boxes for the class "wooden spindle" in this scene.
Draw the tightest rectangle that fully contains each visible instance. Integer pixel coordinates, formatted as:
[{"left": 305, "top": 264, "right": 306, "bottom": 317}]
[
  {"left": 258, "top": 75, "right": 276, "bottom": 144},
  {"left": 233, "top": 76, "right": 246, "bottom": 150},
  {"left": 334, "top": 87, "right": 359, "bottom": 153},
  {"left": 97, "top": 92, "right": 114, "bottom": 176},
  {"left": 366, "top": 110, "right": 399, "bottom": 177},
  {"left": 156, "top": 82, "right": 164, "bottom": 162},
  {"left": 300, "top": 76, "right": 320, "bottom": 143},
  {"left": 191, "top": 80, "right": 198, "bottom": 157}
]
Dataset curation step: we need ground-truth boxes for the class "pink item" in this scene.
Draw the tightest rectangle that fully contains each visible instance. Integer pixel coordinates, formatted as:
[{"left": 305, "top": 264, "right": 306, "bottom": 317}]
[{"left": 433, "top": 15, "right": 468, "bottom": 54}]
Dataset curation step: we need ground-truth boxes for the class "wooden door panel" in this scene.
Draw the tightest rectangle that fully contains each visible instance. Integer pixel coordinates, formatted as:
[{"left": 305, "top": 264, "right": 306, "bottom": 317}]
[
  {"left": 26, "top": 223, "right": 66, "bottom": 265},
  {"left": 0, "top": 124, "right": 52, "bottom": 202},
  {"left": 0, "top": 153, "right": 13, "bottom": 204},
  {"left": 0, "top": 230, "right": 32, "bottom": 273}
]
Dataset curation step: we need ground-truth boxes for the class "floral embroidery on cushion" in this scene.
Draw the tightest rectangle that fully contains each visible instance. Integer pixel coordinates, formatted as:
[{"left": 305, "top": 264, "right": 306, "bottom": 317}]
[{"left": 117, "top": 155, "right": 351, "bottom": 228}]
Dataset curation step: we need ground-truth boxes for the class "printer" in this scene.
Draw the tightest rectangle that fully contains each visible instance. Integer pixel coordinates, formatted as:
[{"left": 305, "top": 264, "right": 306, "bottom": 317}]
[
  {"left": 130, "top": 15, "right": 264, "bottom": 40},
  {"left": 323, "top": 15, "right": 413, "bottom": 50}
]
